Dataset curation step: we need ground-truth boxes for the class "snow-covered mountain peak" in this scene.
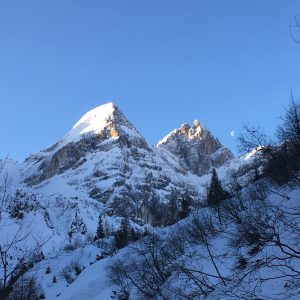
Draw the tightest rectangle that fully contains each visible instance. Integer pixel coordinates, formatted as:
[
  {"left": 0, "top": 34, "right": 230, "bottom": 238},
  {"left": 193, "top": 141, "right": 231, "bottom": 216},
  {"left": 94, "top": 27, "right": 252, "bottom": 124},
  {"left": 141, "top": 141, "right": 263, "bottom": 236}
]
[
  {"left": 71, "top": 102, "right": 116, "bottom": 135},
  {"left": 62, "top": 102, "right": 140, "bottom": 145},
  {"left": 23, "top": 102, "right": 147, "bottom": 185}
]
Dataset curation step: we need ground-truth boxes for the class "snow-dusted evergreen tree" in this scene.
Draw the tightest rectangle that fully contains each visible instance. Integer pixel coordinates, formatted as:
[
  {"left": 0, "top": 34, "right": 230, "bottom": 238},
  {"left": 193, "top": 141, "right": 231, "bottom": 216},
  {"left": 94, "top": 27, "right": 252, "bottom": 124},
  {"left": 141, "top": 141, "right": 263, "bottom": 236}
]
[
  {"left": 96, "top": 214, "right": 105, "bottom": 240},
  {"left": 178, "top": 195, "right": 191, "bottom": 219},
  {"left": 207, "top": 168, "right": 229, "bottom": 225},
  {"left": 207, "top": 168, "right": 228, "bottom": 206},
  {"left": 114, "top": 217, "right": 130, "bottom": 249}
]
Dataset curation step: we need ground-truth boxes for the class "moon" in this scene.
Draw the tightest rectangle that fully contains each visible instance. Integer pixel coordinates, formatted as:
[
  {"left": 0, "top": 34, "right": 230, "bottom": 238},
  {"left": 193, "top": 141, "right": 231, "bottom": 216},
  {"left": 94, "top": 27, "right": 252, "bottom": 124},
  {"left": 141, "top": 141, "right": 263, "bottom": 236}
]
[{"left": 230, "top": 130, "right": 235, "bottom": 137}]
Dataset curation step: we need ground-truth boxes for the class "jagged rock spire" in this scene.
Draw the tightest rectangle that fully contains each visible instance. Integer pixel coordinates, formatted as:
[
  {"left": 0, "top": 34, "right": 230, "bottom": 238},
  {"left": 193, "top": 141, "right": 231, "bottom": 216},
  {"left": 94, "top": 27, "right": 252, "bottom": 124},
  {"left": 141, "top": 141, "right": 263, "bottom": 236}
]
[{"left": 157, "top": 120, "right": 233, "bottom": 176}]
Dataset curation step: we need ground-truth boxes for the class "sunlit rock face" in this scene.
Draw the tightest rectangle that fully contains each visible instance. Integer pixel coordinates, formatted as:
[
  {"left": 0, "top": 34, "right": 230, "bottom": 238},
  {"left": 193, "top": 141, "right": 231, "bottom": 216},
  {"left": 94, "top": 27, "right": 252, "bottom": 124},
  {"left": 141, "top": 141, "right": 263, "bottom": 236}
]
[
  {"left": 23, "top": 103, "right": 150, "bottom": 185},
  {"left": 157, "top": 120, "right": 233, "bottom": 176}
]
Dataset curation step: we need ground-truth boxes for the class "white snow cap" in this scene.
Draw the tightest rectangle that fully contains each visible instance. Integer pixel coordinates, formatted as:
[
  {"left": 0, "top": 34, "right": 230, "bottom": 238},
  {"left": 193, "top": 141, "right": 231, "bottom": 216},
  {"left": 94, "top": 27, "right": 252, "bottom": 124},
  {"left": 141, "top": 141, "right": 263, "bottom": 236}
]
[{"left": 63, "top": 102, "right": 117, "bottom": 144}]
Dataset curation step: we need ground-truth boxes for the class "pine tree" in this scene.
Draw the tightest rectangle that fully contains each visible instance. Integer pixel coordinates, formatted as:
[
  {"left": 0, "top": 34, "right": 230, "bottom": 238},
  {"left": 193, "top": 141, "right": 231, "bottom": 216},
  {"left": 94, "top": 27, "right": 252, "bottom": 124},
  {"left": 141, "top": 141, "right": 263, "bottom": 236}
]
[
  {"left": 207, "top": 168, "right": 229, "bottom": 224},
  {"left": 207, "top": 168, "right": 228, "bottom": 206},
  {"left": 178, "top": 195, "right": 191, "bottom": 219},
  {"left": 169, "top": 193, "right": 178, "bottom": 224},
  {"left": 104, "top": 218, "right": 111, "bottom": 237},
  {"left": 96, "top": 214, "right": 105, "bottom": 240},
  {"left": 114, "top": 217, "right": 130, "bottom": 249}
]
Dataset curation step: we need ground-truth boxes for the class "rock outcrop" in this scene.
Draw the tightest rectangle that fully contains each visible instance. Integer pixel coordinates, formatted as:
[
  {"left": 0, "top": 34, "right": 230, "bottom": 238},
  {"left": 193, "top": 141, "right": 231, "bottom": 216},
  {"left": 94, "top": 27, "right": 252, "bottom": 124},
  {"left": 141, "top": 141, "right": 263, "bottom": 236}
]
[{"left": 157, "top": 120, "right": 233, "bottom": 176}]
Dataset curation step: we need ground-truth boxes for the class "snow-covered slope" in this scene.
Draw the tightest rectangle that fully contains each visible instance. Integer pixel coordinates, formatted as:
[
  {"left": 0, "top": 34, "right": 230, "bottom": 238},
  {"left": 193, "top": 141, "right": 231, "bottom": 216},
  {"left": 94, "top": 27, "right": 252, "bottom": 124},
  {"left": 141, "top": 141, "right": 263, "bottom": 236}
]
[{"left": 1, "top": 102, "right": 257, "bottom": 299}]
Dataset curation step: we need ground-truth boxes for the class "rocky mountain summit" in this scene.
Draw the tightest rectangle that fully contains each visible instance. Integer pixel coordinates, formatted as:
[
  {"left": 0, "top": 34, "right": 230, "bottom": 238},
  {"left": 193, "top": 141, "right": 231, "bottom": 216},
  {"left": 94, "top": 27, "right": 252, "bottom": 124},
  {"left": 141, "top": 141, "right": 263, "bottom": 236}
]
[
  {"left": 23, "top": 103, "right": 149, "bottom": 184},
  {"left": 158, "top": 120, "right": 233, "bottom": 176}
]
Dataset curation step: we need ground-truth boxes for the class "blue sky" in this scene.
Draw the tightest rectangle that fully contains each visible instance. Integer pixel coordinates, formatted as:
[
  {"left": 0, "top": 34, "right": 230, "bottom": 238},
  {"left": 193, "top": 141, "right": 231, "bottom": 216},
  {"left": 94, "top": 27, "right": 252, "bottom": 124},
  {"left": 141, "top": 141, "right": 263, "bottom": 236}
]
[{"left": 1, "top": 1, "right": 300, "bottom": 161}]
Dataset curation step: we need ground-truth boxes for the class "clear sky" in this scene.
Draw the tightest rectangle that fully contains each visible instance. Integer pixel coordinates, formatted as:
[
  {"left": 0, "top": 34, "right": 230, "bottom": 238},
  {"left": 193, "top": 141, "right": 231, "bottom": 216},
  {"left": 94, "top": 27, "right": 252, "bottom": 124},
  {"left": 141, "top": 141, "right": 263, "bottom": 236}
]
[{"left": 1, "top": 1, "right": 300, "bottom": 161}]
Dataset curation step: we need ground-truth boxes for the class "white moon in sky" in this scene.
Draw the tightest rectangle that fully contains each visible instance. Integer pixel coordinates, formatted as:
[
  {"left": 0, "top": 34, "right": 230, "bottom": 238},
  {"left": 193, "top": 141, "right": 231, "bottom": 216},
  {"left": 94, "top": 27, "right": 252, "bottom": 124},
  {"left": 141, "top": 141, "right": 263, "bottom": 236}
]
[{"left": 230, "top": 130, "right": 235, "bottom": 137}]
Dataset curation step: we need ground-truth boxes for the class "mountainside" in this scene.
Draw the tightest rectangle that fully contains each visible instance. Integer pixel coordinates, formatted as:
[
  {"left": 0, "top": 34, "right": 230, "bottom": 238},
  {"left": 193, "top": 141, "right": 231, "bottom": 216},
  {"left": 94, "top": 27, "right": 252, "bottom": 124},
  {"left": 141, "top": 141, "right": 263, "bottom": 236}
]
[
  {"left": 19, "top": 102, "right": 233, "bottom": 226},
  {"left": 0, "top": 102, "right": 266, "bottom": 300}
]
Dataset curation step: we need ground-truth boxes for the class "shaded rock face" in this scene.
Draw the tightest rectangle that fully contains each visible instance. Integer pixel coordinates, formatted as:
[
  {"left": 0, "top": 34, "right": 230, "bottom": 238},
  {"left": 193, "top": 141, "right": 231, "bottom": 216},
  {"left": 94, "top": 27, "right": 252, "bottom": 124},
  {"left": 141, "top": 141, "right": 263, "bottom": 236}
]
[{"left": 157, "top": 120, "right": 233, "bottom": 176}]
